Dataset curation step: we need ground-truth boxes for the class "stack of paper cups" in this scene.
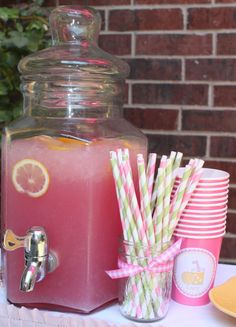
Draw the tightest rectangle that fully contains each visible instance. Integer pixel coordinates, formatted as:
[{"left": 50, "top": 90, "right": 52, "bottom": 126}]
[{"left": 171, "top": 168, "right": 229, "bottom": 306}]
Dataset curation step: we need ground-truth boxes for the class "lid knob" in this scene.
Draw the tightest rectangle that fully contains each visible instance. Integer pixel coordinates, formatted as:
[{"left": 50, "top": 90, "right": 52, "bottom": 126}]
[{"left": 49, "top": 6, "right": 101, "bottom": 45}]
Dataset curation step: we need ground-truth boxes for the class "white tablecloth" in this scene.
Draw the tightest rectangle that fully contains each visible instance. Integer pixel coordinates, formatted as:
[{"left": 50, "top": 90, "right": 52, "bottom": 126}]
[{"left": 0, "top": 264, "right": 235, "bottom": 326}]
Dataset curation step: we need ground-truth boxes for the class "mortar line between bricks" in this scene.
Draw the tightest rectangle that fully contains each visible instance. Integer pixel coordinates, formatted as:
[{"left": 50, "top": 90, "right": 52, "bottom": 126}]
[
  {"left": 131, "top": 33, "right": 135, "bottom": 57},
  {"left": 178, "top": 107, "right": 182, "bottom": 132},
  {"left": 205, "top": 135, "right": 211, "bottom": 157},
  {"left": 208, "top": 84, "right": 214, "bottom": 107},
  {"left": 120, "top": 55, "right": 236, "bottom": 59},
  {"left": 104, "top": 8, "right": 108, "bottom": 32},
  {"left": 94, "top": 4, "right": 236, "bottom": 10},
  {"left": 143, "top": 130, "right": 236, "bottom": 137},
  {"left": 224, "top": 232, "right": 236, "bottom": 238},
  {"left": 124, "top": 104, "right": 236, "bottom": 110},
  {"left": 128, "top": 83, "right": 132, "bottom": 106},
  {"left": 181, "top": 58, "right": 185, "bottom": 82},
  {"left": 100, "top": 30, "right": 236, "bottom": 35},
  {"left": 212, "top": 32, "right": 217, "bottom": 56},
  {"left": 127, "top": 80, "right": 236, "bottom": 85},
  {"left": 228, "top": 209, "right": 236, "bottom": 213},
  {"left": 182, "top": 7, "right": 188, "bottom": 31}
]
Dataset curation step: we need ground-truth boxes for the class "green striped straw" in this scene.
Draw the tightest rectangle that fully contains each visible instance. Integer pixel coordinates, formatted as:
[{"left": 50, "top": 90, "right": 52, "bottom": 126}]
[
  {"left": 152, "top": 167, "right": 165, "bottom": 249},
  {"left": 162, "top": 158, "right": 174, "bottom": 245},
  {"left": 137, "top": 154, "right": 155, "bottom": 246},
  {"left": 122, "top": 150, "right": 157, "bottom": 318},
  {"left": 122, "top": 152, "right": 149, "bottom": 246},
  {"left": 137, "top": 154, "right": 162, "bottom": 314},
  {"left": 110, "top": 151, "right": 155, "bottom": 319},
  {"left": 151, "top": 155, "right": 167, "bottom": 212},
  {"left": 110, "top": 153, "right": 147, "bottom": 318},
  {"left": 168, "top": 164, "right": 193, "bottom": 240},
  {"left": 173, "top": 152, "right": 183, "bottom": 171},
  {"left": 169, "top": 151, "right": 176, "bottom": 166}
]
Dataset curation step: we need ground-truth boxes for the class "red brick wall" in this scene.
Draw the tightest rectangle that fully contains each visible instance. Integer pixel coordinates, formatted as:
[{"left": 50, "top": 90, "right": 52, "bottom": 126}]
[{"left": 2, "top": 0, "right": 236, "bottom": 262}]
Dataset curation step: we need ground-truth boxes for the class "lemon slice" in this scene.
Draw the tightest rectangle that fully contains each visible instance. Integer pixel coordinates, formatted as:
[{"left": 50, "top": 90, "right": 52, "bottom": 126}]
[{"left": 12, "top": 159, "right": 50, "bottom": 198}]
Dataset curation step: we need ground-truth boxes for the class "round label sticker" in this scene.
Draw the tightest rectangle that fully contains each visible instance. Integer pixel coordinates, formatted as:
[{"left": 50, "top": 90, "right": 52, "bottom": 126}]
[{"left": 173, "top": 248, "right": 216, "bottom": 298}]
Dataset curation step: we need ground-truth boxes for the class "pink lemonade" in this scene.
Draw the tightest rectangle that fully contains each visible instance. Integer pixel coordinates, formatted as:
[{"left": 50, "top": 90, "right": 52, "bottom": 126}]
[{"left": 2, "top": 134, "right": 146, "bottom": 312}]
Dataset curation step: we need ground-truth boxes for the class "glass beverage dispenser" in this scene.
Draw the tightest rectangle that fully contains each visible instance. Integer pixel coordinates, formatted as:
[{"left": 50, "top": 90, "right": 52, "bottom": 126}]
[{"left": 1, "top": 6, "right": 147, "bottom": 313}]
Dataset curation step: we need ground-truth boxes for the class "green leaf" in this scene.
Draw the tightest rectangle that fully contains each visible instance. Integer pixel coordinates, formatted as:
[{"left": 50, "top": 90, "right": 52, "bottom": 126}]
[
  {"left": 16, "top": 22, "right": 23, "bottom": 33},
  {"left": 13, "top": 103, "right": 23, "bottom": 119},
  {"left": 0, "top": 8, "right": 19, "bottom": 22},
  {"left": 26, "top": 29, "right": 44, "bottom": 52},
  {"left": 26, "top": 20, "right": 44, "bottom": 31},
  {"left": 4, "top": 52, "right": 20, "bottom": 67},
  {"left": 0, "top": 109, "right": 13, "bottom": 122},
  {"left": 8, "top": 31, "right": 29, "bottom": 48},
  {"left": 0, "top": 0, "right": 49, "bottom": 128},
  {"left": 0, "top": 82, "right": 7, "bottom": 96}
]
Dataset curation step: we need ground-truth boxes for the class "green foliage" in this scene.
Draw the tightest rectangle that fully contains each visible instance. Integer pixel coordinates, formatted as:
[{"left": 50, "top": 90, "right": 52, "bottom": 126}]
[{"left": 0, "top": 0, "right": 50, "bottom": 129}]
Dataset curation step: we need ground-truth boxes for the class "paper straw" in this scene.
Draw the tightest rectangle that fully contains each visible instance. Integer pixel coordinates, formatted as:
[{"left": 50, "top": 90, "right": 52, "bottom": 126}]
[
  {"left": 169, "top": 151, "right": 176, "bottom": 165},
  {"left": 179, "top": 163, "right": 204, "bottom": 214},
  {"left": 110, "top": 152, "right": 136, "bottom": 242},
  {"left": 137, "top": 155, "right": 161, "bottom": 316},
  {"left": 122, "top": 150, "right": 161, "bottom": 317},
  {"left": 110, "top": 151, "right": 154, "bottom": 319},
  {"left": 110, "top": 149, "right": 205, "bottom": 319},
  {"left": 168, "top": 165, "right": 192, "bottom": 240},
  {"left": 152, "top": 167, "right": 165, "bottom": 248},
  {"left": 122, "top": 153, "right": 148, "bottom": 245},
  {"left": 137, "top": 154, "right": 155, "bottom": 246},
  {"left": 171, "top": 152, "right": 183, "bottom": 188},
  {"left": 146, "top": 153, "right": 157, "bottom": 201},
  {"left": 162, "top": 158, "right": 174, "bottom": 244},
  {"left": 151, "top": 155, "right": 167, "bottom": 211}
]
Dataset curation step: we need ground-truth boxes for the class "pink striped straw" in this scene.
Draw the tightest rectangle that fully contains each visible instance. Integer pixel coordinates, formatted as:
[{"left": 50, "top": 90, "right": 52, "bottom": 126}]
[
  {"left": 179, "top": 164, "right": 204, "bottom": 215},
  {"left": 117, "top": 148, "right": 127, "bottom": 188},
  {"left": 122, "top": 152, "right": 149, "bottom": 244},
  {"left": 110, "top": 151, "right": 128, "bottom": 238},
  {"left": 137, "top": 154, "right": 155, "bottom": 246}
]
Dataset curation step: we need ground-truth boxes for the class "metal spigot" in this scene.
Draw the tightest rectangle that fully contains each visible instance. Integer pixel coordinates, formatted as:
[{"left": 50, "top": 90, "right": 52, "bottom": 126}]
[{"left": 3, "top": 227, "right": 57, "bottom": 292}]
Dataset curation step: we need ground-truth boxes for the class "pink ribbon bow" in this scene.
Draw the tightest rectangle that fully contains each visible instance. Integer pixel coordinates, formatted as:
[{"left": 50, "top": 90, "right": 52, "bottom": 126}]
[{"left": 106, "top": 239, "right": 182, "bottom": 279}]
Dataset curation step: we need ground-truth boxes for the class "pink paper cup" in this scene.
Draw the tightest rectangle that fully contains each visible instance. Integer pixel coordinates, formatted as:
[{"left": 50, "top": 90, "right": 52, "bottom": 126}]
[
  {"left": 171, "top": 193, "right": 228, "bottom": 204},
  {"left": 173, "top": 231, "right": 225, "bottom": 239},
  {"left": 174, "top": 225, "right": 226, "bottom": 235},
  {"left": 184, "top": 202, "right": 228, "bottom": 211},
  {"left": 172, "top": 234, "right": 223, "bottom": 306},
  {"left": 178, "top": 216, "right": 226, "bottom": 225},
  {"left": 182, "top": 207, "right": 227, "bottom": 215},
  {"left": 176, "top": 221, "right": 226, "bottom": 230},
  {"left": 174, "top": 181, "right": 229, "bottom": 190},
  {"left": 172, "top": 185, "right": 229, "bottom": 195},
  {"left": 176, "top": 168, "right": 229, "bottom": 183},
  {"left": 186, "top": 196, "right": 228, "bottom": 204},
  {"left": 174, "top": 179, "right": 229, "bottom": 187},
  {"left": 180, "top": 211, "right": 227, "bottom": 219},
  {"left": 189, "top": 190, "right": 229, "bottom": 200}
]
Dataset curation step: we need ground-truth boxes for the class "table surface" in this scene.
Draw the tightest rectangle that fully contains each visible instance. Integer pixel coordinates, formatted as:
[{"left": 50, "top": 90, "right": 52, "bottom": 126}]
[{"left": 0, "top": 263, "right": 236, "bottom": 326}]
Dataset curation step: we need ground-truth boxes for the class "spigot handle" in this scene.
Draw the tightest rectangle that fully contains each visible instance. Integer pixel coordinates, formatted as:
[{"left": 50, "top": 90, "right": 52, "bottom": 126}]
[{"left": 3, "top": 229, "right": 25, "bottom": 251}]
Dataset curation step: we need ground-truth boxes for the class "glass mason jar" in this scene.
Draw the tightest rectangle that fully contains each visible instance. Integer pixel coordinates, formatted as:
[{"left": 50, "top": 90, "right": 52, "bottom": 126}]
[
  {"left": 1, "top": 6, "right": 147, "bottom": 313},
  {"left": 118, "top": 240, "right": 174, "bottom": 322}
]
